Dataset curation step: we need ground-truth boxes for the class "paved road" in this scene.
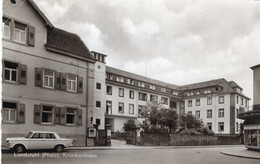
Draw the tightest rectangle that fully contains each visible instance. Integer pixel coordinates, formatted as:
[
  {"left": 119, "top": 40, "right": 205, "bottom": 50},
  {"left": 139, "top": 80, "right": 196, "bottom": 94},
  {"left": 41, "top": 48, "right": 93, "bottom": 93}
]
[{"left": 2, "top": 147, "right": 260, "bottom": 164}]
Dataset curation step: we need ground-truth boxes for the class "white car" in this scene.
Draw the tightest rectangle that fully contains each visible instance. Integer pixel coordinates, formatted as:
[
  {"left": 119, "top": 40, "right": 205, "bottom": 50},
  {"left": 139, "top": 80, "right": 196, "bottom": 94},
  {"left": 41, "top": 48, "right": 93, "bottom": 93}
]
[{"left": 5, "top": 131, "right": 73, "bottom": 153}]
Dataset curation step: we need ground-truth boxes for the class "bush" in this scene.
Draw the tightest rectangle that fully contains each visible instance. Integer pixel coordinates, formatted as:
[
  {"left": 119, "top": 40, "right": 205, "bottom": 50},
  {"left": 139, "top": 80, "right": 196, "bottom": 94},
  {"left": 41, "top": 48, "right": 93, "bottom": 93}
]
[
  {"left": 178, "top": 129, "right": 202, "bottom": 135},
  {"left": 201, "top": 127, "right": 215, "bottom": 136},
  {"left": 123, "top": 120, "right": 136, "bottom": 131}
]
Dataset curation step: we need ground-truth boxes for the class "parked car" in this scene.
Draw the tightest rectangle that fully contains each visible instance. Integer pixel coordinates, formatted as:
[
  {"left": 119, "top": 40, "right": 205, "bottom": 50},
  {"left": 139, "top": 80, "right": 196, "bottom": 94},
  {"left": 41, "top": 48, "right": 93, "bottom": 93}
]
[{"left": 5, "top": 131, "right": 73, "bottom": 153}]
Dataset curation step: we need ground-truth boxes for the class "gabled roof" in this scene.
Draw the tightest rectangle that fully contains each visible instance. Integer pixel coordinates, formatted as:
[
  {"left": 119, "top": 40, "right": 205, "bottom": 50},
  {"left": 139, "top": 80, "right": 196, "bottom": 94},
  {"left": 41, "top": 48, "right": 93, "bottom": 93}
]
[
  {"left": 250, "top": 64, "right": 260, "bottom": 70},
  {"left": 46, "top": 27, "right": 95, "bottom": 62},
  {"left": 106, "top": 66, "right": 180, "bottom": 90},
  {"left": 27, "top": 0, "right": 53, "bottom": 27},
  {"left": 228, "top": 81, "right": 242, "bottom": 89}
]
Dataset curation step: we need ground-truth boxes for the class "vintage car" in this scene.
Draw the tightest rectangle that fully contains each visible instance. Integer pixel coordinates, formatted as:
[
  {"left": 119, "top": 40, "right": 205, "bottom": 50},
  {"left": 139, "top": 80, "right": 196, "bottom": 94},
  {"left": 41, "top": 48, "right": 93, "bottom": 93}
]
[{"left": 5, "top": 131, "right": 73, "bottom": 153}]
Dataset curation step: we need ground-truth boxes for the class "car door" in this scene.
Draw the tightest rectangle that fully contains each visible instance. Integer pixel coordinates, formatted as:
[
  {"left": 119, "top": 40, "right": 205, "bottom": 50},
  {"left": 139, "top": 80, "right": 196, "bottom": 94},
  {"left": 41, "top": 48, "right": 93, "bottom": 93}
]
[
  {"left": 28, "top": 133, "right": 46, "bottom": 150},
  {"left": 44, "top": 133, "right": 57, "bottom": 149}
]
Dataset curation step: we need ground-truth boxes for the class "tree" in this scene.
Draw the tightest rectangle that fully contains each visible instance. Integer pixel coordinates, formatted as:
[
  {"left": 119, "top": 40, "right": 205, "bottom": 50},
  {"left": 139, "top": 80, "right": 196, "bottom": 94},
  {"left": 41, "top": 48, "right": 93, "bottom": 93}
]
[
  {"left": 140, "top": 102, "right": 178, "bottom": 133},
  {"left": 122, "top": 120, "right": 136, "bottom": 131},
  {"left": 179, "top": 114, "right": 203, "bottom": 130}
]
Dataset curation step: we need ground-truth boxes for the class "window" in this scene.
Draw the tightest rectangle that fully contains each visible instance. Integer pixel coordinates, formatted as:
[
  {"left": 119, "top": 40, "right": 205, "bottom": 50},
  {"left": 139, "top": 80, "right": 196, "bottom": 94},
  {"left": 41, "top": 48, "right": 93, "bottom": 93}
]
[
  {"left": 195, "top": 111, "right": 200, "bottom": 118},
  {"left": 45, "top": 133, "right": 56, "bottom": 139},
  {"left": 66, "top": 108, "right": 76, "bottom": 125},
  {"left": 207, "top": 98, "right": 212, "bottom": 105},
  {"left": 196, "top": 99, "right": 200, "bottom": 106},
  {"left": 108, "top": 74, "right": 113, "bottom": 80},
  {"left": 187, "top": 111, "right": 192, "bottom": 115},
  {"left": 196, "top": 90, "right": 200, "bottom": 95},
  {"left": 106, "top": 101, "right": 112, "bottom": 114},
  {"left": 236, "top": 96, "right": 239, "bottom": 104},
  {"left": 127, "top": 78, "right": 131, "bottom": 84},
  {"left": 67, "top": 75, "right": 77, "bottom": 92},
  {"left": 218, "top": 122, "right": 224, "bottom": 131},
  {"left": 241, "top": 98, "right": 244, "bottom": 105},
  {"left": 43, "top": 70, "right": 55, "bottom": 89},
  {"left": 119, "top": 88, "right": 124, "bottom": 97},
  {"left": 129, "top": 90, "right": 134, "bottom": 99},
  {"left": 138, "top": 105, "right": 143, "bottom": 116},
  {"left": 2, "top": 18, "right": 10, "bottom": 39},
  {"left": 161, "top": 87, "right": 166, "bottom": 92},
  {"left": 236, "top": 109, "right": 239, "bottom": 117},
  {"left": 219, "top": 96, "right": 224, "bottom": 104},
  {"left": 96, "top": 119, "right": 101, "bottom": 125},
  {"left": 116, "top": 76, "right": 124, "bottom": 83},
  {"left": 131, "top": 80, "right": 135, "bottom": 85},
  {"left": 188, "top": 100, "right": 192, "bottom": 107},
  {"left": 96, "top": 101, "right": 101, "bottom": 108},
  {"left": 170, "top": 101, "right": 177, "bottom": 108},
  {"left": 42, "top": 105, "right": 54, "bottom": 124},
  {"left": 150, "top": 84, "right": 155, "bottom": 90},
  {"left": 204, "top": 88, "right": 211, "bottom": 94},
  {"left": 118, "top": 103, "right": 124, "bottom": 114},
  {"left": 207, "top": 110, "right": 212, "bottom": 118},
  {"left": 107, "top": 86, "right": 112, "bottom": 95},
  {"left": 14, "top": 21, "right": 26, "bottom": 44},
  {"left": 4, "top": 61, "right": 18, "bottom": 82},
  {"left": 129, "top": 104, "right": 134, "bottom": 114},
  {"left": 32, "top": 133, "right": 44, "bottom": 139},
  {"left": 218, "top": 109, "right": 224, "bottom": 118},
  {"left": 150, "top": 95, "right": 158, "bottom": 103},
  {"left": 245, "top": 100, "right": 248, "bottom": 107},
  {"left": 139, "top": 92, "right": 147, "bottom": 101},
  {"left": 236, "top": 122, "right": 239, "bottom": 132},
  {"left": 161, "top": 97, "right": 168, "bottom": 105},
  {"left": 207, "top": 123, "right": 212, "bottom": 130},
  {"left": 2, "top": 102, "right": 17, "bottom": 123},
  {"left": 96, "top": 83, "right": 101, "bottom": 90},
  {"left": 172, "top": 91, "right": 178, "bottom": 95}
]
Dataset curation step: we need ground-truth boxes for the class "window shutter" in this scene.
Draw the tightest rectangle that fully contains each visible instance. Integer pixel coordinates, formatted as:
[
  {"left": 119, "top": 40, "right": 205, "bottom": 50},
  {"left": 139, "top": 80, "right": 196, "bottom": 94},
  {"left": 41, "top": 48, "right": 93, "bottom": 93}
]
[
  {"left": 19, "top": 64, "right": 27, "bottom": 85},
  {"left": 55, "top": 72, "right": 61, "bottom": 90},
  {"left": 34, "top": 104, "right": 41, "bottom": 124},
  {"left": 54, "top": 107, "right": 60, "bottom": 125},
  {"left": 78, "top": 76, "right": 83, "bottom": 93},
  {"left": 60, "top": 107, "right": 66, "bottom": 125},
  {"left": 18, "top": 103, "right": 25, "bottom": 124},
  {"left": 28, "top": 26, "right": 35, "bottom": 46},
  {"left": 76, "top": 108, "right": 82, "bottom": 126},
  {"left": 35, "top": 67, "right": 42, "bottom": 87},
  {"left": 60, "top": 73, "right": 67, "bottom": 91}
]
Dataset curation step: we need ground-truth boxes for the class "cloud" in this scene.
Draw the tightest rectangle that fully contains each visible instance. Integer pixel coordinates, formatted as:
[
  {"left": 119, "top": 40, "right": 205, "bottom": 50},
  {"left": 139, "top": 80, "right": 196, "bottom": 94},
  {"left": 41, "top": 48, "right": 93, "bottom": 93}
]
[{"left": 35, "top": 0, "right": 260, "bottom": 104}]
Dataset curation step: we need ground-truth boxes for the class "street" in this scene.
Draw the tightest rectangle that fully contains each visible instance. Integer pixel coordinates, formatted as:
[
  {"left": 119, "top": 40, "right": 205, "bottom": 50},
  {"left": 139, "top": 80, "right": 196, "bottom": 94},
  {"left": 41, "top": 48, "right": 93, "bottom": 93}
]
[{"left": 2, "top": 146, "right": 260, "bottom": 164}]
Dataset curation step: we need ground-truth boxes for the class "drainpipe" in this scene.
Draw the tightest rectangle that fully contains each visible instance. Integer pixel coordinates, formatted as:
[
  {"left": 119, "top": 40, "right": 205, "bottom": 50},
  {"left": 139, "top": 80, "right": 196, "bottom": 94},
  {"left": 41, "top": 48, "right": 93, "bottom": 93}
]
[{"left": 85, "top": 62, "right": 89, "bottom": 146}]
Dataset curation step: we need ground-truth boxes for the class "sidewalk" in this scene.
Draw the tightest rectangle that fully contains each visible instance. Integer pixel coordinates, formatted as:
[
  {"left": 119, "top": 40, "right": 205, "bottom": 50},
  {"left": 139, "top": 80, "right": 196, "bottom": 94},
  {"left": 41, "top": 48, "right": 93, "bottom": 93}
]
[{"left": 220, "top": 147, "right": 260, "bottom": 159}]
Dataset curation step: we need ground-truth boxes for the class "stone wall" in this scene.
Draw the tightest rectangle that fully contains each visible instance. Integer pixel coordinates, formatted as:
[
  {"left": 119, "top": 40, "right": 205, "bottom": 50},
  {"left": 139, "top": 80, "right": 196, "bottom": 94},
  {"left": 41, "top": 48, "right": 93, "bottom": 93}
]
[{"left": 138, "top": 132, "right": 241, "bottom": 146}]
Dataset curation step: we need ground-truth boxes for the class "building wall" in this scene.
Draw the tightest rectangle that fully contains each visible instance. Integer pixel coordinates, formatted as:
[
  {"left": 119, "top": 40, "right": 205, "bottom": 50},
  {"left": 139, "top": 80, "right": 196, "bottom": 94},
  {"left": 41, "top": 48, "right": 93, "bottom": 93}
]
[
  {"left": 105, "top": 83, "right": 172, "bottom": 132},
  {"left": 185, "top": 94, "right": 231, "bottom": 134},
  {"left": 93, "top": 60, "right": 106, "bottom": 130},
  {"left": 2, "top": 0, "right": 95, "bottom": 146},
  {"left": 253, "top": 66, "right": 260, "bottom": 105}
]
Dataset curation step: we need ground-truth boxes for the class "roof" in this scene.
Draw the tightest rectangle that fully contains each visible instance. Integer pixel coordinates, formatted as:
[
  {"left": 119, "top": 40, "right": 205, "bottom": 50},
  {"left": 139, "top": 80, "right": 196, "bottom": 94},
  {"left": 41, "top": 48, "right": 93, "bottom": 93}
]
[
  {"left": 28, "top": 0, "right": 53, "bottom": 27},
  {"left": 46, "top": 27, "right": 95, "bottom": 61},
  {"left": 181, "top": 78, "right": 229, "bottom": 90},
  {"left": 250, "top": 64, "right": 260, "bottom": 70},
  {"left": 228, "top": 81, "right": 242, "bottom": 89},
  {"left": 106, "top": 66, "right": 180, "bottom": 90}
]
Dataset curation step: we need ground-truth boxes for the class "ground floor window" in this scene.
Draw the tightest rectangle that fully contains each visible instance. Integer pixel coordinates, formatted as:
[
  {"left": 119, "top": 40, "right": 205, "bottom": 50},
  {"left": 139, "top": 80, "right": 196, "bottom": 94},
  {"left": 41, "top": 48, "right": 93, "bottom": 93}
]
[
  {"left": 42, "top": 105, "right": 54, "bottom": 124},
  {"left": 118, "top": 102, "right": 124, "bottom": 114},
  {"left": 66, "top": 108, "right": 76, "bottom": 125},
  {"left": 207, "top": 123, "right": 212, "bottom": 130},
  {"left": 2, "top": 102, "right": 17, "bottom": 123},
  {"left": 218, "top": 122, "right": 224, "bottom": 132}
]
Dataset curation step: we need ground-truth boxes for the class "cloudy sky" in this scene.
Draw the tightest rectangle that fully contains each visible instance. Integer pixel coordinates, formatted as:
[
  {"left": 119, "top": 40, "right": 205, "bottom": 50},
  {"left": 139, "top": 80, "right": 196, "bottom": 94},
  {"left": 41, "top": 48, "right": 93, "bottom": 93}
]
[{"left": 36, "top": 0, "right": 260, "bottom": 106}]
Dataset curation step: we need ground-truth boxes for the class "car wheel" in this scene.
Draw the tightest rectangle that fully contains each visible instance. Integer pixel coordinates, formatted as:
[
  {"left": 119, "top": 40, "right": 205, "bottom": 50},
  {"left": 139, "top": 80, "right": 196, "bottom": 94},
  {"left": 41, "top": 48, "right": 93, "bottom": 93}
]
[
  {"left": 14, "top": 145, "right": 25, "bottom": 153},
  {"left": 55, "top": 145, "right": 64, "bottom": 152}
]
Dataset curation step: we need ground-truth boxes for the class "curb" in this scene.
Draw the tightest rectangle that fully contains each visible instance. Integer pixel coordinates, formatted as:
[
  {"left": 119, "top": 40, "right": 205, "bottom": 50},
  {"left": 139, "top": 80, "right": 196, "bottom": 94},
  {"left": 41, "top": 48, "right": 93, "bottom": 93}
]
[{"left": 220, "top": 151, "right": 260, "bottom": 160}]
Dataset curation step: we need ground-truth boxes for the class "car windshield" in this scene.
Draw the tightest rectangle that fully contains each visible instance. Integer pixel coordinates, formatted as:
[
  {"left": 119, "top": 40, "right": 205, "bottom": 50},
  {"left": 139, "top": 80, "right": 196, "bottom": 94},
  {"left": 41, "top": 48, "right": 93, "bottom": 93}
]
[{"left": 26, "top": 132, "right": 33, "bottom": 138}]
